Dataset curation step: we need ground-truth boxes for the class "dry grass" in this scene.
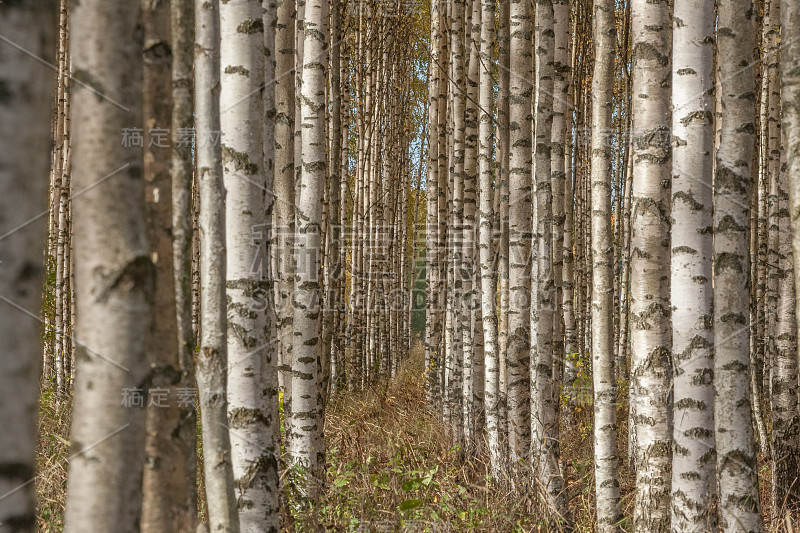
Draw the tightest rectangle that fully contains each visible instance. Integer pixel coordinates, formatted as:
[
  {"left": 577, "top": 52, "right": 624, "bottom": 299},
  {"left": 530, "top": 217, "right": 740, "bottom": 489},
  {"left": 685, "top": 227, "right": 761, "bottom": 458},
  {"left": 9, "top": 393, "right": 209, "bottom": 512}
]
[
  {"left": 289, "top": 345, "right": 597, "bottom": 532},
  {"left": 35, "top": 388, "right": 71, "bottom": 532},
  {"left": 34, "top": 345, "right": 791, "bottom": 532}
]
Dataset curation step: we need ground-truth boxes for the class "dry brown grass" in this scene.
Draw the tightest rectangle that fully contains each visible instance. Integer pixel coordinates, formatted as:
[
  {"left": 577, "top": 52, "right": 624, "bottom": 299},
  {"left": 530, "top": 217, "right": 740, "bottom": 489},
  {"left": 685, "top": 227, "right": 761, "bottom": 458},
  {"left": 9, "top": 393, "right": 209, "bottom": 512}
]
[
  {"left": 34, "top": 345, "right": 790, "bottom": 532},
  {"left": 288, "top": 345, "right": 596, "bottom": 532},
  {"left": 35, "top": 388, "right": 71, "bottom": 532}
]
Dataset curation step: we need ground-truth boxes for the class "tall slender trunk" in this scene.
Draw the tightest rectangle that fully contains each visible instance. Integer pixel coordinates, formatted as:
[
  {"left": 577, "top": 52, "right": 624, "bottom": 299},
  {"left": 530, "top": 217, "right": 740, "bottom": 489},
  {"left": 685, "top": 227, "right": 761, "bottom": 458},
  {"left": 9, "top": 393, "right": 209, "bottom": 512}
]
[
  {"left": 629, "top": 0, "right": 672, "bottom": 529},
  {"left": 141, "top": 1, "right": 194, "bottom": 530},
  {"left": 563, "top": 24, "right": 577, "bottom": 392},
  {"left": 496, "top": 0, "right": 511, "bottom": 456},
  {"left": 461, "top": 0, "right": 479, "bottom": 447},
  {"left": 549, "top": 0, "right": 569, "bottom": 424},
  {"left": 219, "top": 2, "right": 279, "bottom": 529},
  {"left": 670, "top": 0, "right": 716, "bottom": 528},
  {"left": 426, "top": 0, "right": 443, "bottom": 407},
  {"left": 274, "top": 0, "right": 296, "bottom": 439},
  {"left": 765, "top": 1, "right": 782, "bottom": 412},
  {"left": 785, "top": 0, "right": 800, "bottom": 352},
  {"left": 478, "top": 0, "right": 499, "bottom": 474},
  {"left": 194, "top": 1, "right": 240, "bottom": 530},
  {"left": 772, "top": 158, "right": 800, "bottom": 514},
  {"left": 507, "top": 0, "right": 533, "bottom": 465},
  {"left": 290, "top": 0, "right": 328, "bottom": 495},
  {"left": 532, "top": 0, "right": 566, "bottom": 518},
  {"left": 324, "top": 0, "right": 343, "bottom": 399},
  {"left": 64, "top": 1, "right": 153, "bottom": 530},
  {"left": 446, "top": 0, "right": 466, "bottom": 446},
  {"left": 0, "top": 3, "right": 56, "bottom": 530},
  {"left": 714, "top": 0, "right": 762, "bottom": 529},
  {"left": 590, "top": 0, "right": 623, "bottom": 529},
  {"left": 170, "top": 0, "right": 199, "bottom": 526}
]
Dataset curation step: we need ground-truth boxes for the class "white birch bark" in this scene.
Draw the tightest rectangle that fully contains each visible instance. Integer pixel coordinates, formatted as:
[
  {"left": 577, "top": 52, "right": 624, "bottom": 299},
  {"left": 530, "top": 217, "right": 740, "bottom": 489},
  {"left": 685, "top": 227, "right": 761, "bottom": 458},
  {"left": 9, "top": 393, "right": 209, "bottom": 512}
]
[
  {"left": 497, "top": 0, "right": 511, "bottom": 455},
  {"left": 670, "top": 0, "right": 716, "bottom": 529},
  {"left": 478, "top": 0, "right": 500, "bottom": 476},
  {"left": 290, "top": 0, "right": 328, "bottom": 495},
  {"left": 785, "top": 0, "right": 800, "bottom": 355},
  {"left": 194, "top": 1, "right": 240, "bottom": 530},
  {"left": 591, "top": 0, "right": 623, "bottom": 529},
  {"left": 507, "top": 0, "right": 533, "bottom": 465},
  {"left": 772, "top": 157, "right": 800, "bottom": 514},
  {"left": 219, "top": 1, "right": 278, "bottom": 529},
  {"left": 462, "top": 0, "right": 480, "bottom": 447},
  {"left": 532, "top": 0, "right": 567, "bottom": 518},
  {"left": 274, "top": 0, "right": 296, "bottom": 421},
  {"left": 64, "top": 1, "right": 153, "bottom": 530},
  {"left": 630, "top": 0, "right": 672, "bottom": 529},
  {"left": 426, "top": 0, "right": 443, "bottom": 408},
  {"left": 714, "top": 1, "right": 762, "bottom": 512}
]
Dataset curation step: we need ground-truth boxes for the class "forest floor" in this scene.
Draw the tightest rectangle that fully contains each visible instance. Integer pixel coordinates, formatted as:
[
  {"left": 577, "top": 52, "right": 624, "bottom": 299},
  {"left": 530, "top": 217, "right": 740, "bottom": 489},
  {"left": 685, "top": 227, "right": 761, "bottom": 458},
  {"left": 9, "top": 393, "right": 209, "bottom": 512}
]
[{"left": 36, "top": 343, "right": 782, "bottom": 532}]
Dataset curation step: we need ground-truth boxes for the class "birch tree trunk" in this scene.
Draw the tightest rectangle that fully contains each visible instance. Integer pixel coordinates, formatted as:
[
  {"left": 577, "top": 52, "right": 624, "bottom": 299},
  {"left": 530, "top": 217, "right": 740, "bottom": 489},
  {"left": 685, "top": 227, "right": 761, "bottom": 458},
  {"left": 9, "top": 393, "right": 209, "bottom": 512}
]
[
  {"left": 477, "top": 0, "right": 500, "bottom": 476},
  {"left": 507, "top": 0, "right": 533, "bottom": 466},
  {"left": 549, "top": 0, "right": 569, "bottom": 417},
  {"left": 532, "top": 0, "right": 567, "bottom": 518},
  {"left": 462, "top": 0, "right": 480, "bottom": 447},
  {"left": 64, "top": 1, "right": 153, "bottom": 531},
  {"left": 0, "top": 3, "right": 55, "bottom": 531},
  {"left": 772, "top": 157, "right": 800, "bottom": 514},
  {"left": 670, "top": 0, "right": 716, "bottom": 528},
  {"left": 290, "top": 0, "right": 328, "bottom": 495},
  {"left": 219, "top": 1, "right": 279, "bottom": 529},
  {"left": 141, "top": 0, "right": 194, "bottom": 530},
  {"left": 274, "top": 0, "right": 296, "bottom": 433},
  {"left": 426, "top": 0, "right": 443, "bottom": 408},
  {"left": 629, "top": 0, "right": 672, "bottom": 529},
  {"left": 497, "top": 0, "right": 511, "bottom": 454},
  {"left": 590, "top": 0, "right": 623, "bottom": 529},
  {"left": 261, "top": 3, "right": 280, "bottom": 526},
  {"left": 783, "top": 0, "right": 800, "bottom": 477},
  {"left": 194, "top": 1, "right": 240, "bottom": 530},
  {"left": 714, "top": 0, "right": 762, "bottom": 529},
  {"left": 324, "top": 0, "right": 343, "bottom": 399},
  {"left": 170, "top": 0, "right": 199, "bottom": 524}
]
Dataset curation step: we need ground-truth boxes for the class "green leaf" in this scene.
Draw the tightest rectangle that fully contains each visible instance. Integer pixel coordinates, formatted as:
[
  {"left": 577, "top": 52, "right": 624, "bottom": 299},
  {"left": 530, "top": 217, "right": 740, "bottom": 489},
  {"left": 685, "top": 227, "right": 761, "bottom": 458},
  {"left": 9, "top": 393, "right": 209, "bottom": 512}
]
[
  {"left": 401, "top": 479, "right": 421, "bottom": 492},
  {"left": 399, "top": 498, "right": 423, "bottom": 512}
]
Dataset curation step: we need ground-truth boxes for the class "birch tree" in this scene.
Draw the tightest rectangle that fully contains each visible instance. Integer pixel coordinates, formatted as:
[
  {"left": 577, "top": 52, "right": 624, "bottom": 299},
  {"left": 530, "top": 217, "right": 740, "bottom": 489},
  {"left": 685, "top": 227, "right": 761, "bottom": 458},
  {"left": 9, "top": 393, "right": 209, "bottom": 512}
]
[
  {"left": 772, "top": 158, "right": 800, "bottom": 514},
  {"left": 274, "top": 0, "right": 296, "bottom": 411},
  {"left": 445, "top": 0, "right": 466, "bottom": 443},
  {"left": 629, "top": 0, "right": 672, "bottom": 529},
  {"left": 426, "top": 0, "right": 443, "bottom": 408},
  {"left": 783, "top": 0, "right": 800, "bottom": 424},
  {"left": 714, "top": 0, "right": 762, "bottom": 529},
  {"left": 170, "top": 0, "right": 199, "bottom": 523},
  {"left": 64, "top": 1, "right": 154, "bottom": 530},
  {"left": 507, "top": 0, "right": 533, "bottom": 465},
  {"left": 141, "top": 1, "right": 194, "bottom": 530},
  {"left": 497, "top": 0, "right": 511, "bottom": 452},
  {"left": 462, "top": 0, "right": 480, "bottom": 446},
  {"left": 590, "top": 0, "right": 623, "bottom": 528},
  {"left": 670, "top": 0, "right": 716, "bottom": 528},
  {"left": 0, "top": 3, "right": 55, "bottom": 530},
  {"left": 477, "top": 0, "right": 500, "bottom": 476},
  {"left": 290, "top": 0, "right": 328, "bottom": 494},
  {"left": 219, "top": 1, "right": 279, "bottom": 528},
  {"left": 194, "top": 1, "right": 240, "bottom": 530}
]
